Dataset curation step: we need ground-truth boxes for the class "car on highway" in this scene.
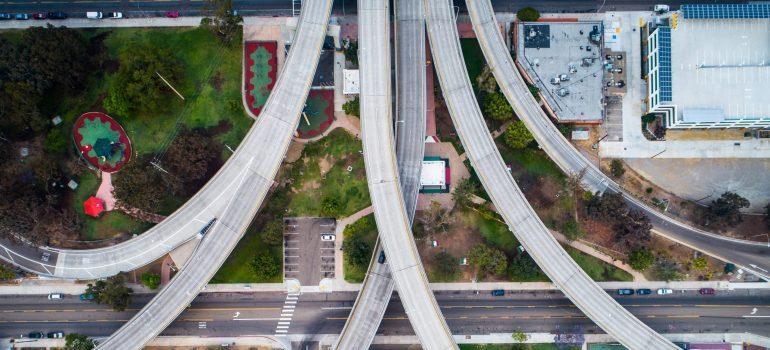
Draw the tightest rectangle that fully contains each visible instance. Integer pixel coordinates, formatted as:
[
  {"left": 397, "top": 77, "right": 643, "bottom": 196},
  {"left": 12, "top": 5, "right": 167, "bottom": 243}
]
[
  {"left": 28, "top": 332, "right": 44, "bottom": 339},
  {"left": 0, "top": 14, "right": 11, "bottom": 20},
  {"left": 165, "top": 11, "right": 180, "bottom": 18},
  {"left": 699, "top": 288, "right": 715, "bottom": 295},
  {"left": 321, "top": 234, "right": 335, "bottom": 241},
  {"left": 47, "top": 332, "right": 64, "bottom": 339},
  {"left": 79, "top": 293, "right": 95, "bottom": 301},
  {"left": 491, "top": 289, "right": 505, "bottom": 296},
  {"left": 616, "top": 289, "right": 634, "bottom": 295},
  {"left": 86, "top": 12, "right": 103, "bottom": 19},
  {"left": 48, "top": 293, "right": 63, "bottom": 300},
  {"left": 32, "top": 13, "right": 46, "bottom": 20},
  {"left": 657, "top": 288, "right": 673, "bottom": 295},
  {"left": 41, "top": 252, "right": 50, "bottom": 262},
  {"left": 377, "top": 251, "right": 386, "bottom": 264},
  {"left": 106, "top": 12, "right": 123, "bottom": 19},
  {"left": 47, "top": 12, "right": 67, "bottom": 20},
  {"left": 636, "top": 289, "right": 652, "bottom": 295},
  {"left": 14, "top": 14, "right": 30, "bottom": 20}
]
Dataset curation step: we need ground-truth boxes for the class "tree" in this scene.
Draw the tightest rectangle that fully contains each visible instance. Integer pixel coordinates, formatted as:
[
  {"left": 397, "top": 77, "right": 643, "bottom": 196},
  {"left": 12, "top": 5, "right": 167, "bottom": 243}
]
[
  {"left": 162, "top": 128, "right": 220, "bottom": 193},
  {"left": 641, "top": 113, "right": 657, "bottom": 124},
  {"left": 342, "top": 232, "right": 373, "bottom": 267},
  {"left": 261, "top": 219, "right": 285, "bottom": 246},
  {"left": 468, "top": 244, "right": 508, "bottom": 278},
  {"left": 140, "top": 272, "right": 161, "bottom": 290},
  {"left": 655, "top": 257, "right": 681, "bottom": 281},
  {"left": 627, "top": 249, "right": 654, "bottom": 271},
  {"left": 610, "top": 159, "right": 625, "bottom": 178},
  {"left": 321, "top": 195, "right": 342, "bottom": 217},
  {"left": 511, "top": 330, "right": 528, "bottom": 343},
  {"left": 342, "top": 39, "right": 359, "bottom": 67},
  {"left": 704, "top": 192, "right": 750, "bottom": 228},
  {"left": 476, "top": 65, "right": 498, "bottom": 94},
  {"left": 586, "top": 192, "right": 627, "bottom": 220},
  {"left": 483, "top": 92, "right": 514, "bottom": 121},
  {"left": 562, "top": 218, "right": 584, "bottom": 240},
  {"left": 110, "top": 42, "right": 183, "bottom": 114},
  {"left": 452, "top": 178, "right": 479, "bottom": 208},
  {"left": 86, "top": 275, "right": 133, "bottom": 311},
  {"left": 113, "top": 161, "right": 173, "bottom": 213},
  {"left": 419, "top": 201, "right": 453, "bottom": 235},
  {"left": 43, "top": 128, "right": 68, "bottom": 156},
  {"left": 65, "top": 333, "right": 96, "bottom": 350},
  {"left": 0, "top": 265, "right": 16, "bottom": 281},
  {"left": 516, "top": 7, "right": 541, "bottom": 22},
  {"left": 613, "top": 210, "right": 652, "bottom": 252},
  {"left": 503, "top": 120, "right": 534, "bottom": 149},
  {"left": 342, "top": 96, "right": 360, "bottom": 117},
  {"left": 432, "top": 251, "right": 459, "bottom": 281},
  {"left": 691, "top": 256, "right": 708, "bottom": 271},
  {"left": 250, "top": 252, "right": 280, "bottom": 281},
  {"left": 200, "top": 0, "right": 243, "bottom": 45},
  {"left": 507, "top": 253, "right": 545, "bottom": 281}
]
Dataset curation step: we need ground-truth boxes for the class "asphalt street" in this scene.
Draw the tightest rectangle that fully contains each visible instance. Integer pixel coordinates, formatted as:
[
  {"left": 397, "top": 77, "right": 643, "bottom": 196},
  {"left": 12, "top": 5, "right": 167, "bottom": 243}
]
[
  {"left": 0, "top": 290, "right": 768, "bottom": 339},
  {"left": 0, "top": 0, "right": 747, "bottom": 16}
]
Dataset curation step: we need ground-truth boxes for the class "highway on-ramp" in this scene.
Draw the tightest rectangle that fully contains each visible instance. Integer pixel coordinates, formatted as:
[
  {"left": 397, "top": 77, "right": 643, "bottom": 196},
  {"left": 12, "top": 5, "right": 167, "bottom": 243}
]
[
  {"left": 334, "top": 0, "right": 428, "bottom": 348},
  {"left": 464, "top": 0, "right": 770, "bottom": 281},
  {"left": 424, "top": 0, "right": 678, "bottom": 348},
  {"left": 358, "top": 0, "right": 456, "bottom": 348},
  {"left": 92, "top": 1, "right": 332, "bottom": 348}
]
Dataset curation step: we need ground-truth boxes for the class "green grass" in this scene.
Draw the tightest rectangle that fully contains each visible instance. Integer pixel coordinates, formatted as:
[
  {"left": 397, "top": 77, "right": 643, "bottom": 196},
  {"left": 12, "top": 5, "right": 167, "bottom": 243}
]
[
  {"left": 460, "top": 38, "right": 485, "bottom": 93},
  {"left": 566, "top": 246, "right": 633, "bottom": 282},
  {"left": 70, "top": 171, "right": 151, "bottom": 241},
  {"left": 470, "top": 209, "right": 519, "bottom": 255},
  {"left": 211, "top": 221, "right": 282, "bottom": 284},
  {"left": 286, "top": 129, "right": 370, "bottom": 217},
  {"left": 497, "top": 142, "right": 565, "bottom": 182},
  {"left": 343, "top": 214, "right": 378, "bottom": 283}
]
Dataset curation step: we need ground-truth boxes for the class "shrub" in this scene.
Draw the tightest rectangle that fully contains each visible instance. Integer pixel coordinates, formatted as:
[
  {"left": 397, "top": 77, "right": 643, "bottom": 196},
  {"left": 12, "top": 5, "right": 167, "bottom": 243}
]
[
  {"left": 342, "top": 96, "right": 360, "bottom": 117},
  {"left": 468, "top": 243, "right": 508, "bottom": 278},
  {"left": 504, "top": 120, "right": 534, "bottom": 149},
  {"left": 628, "top": 249, "right": 654, "bottom": 271},
  {"left": 610, "top": 159, "right": 625, "bottom": 178},
  {"left": 261, "top": 219, "right": 285, "bottom": 246},
  {"left": 483, "top": 92, "right": 514, "bottom": 120},
  {"left": 516, "top": 7, "right": 540, "bottom": 22},
  {"left": 250, "top": 252, "right": 281, "bottom": 280},
  {"left": 691, "top": 256, "right": 708, "bottom": 271},
  {"left": 432, "top": 251, "right": 459, "bottom": 282},
  {"left": 140, "top": 272, "right": 161, "bottom": 290}
]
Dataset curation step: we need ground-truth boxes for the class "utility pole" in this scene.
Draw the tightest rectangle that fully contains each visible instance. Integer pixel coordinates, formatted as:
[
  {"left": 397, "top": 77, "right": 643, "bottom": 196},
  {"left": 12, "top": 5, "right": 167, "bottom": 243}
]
[{"left": 156, "top": 72, "right": 185, "bottom": 101}]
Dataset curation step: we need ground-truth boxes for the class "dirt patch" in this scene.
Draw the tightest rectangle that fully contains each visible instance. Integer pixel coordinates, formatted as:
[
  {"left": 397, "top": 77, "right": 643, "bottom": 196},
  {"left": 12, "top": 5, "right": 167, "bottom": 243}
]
[
  {"left": 284, "top": 141, "right": 304, "bottom": 164},
  {"left": 646, "top": 234, "right": 724, "bottom": 281},
  {"left": 418, "top": 209, "right": 487, "bottom": 282},
  {"left": 211, "top": 71, "right": 224, "bottom": 92},
  {"left": 318, "top": 155, "right": 333, "bottom": 174}
]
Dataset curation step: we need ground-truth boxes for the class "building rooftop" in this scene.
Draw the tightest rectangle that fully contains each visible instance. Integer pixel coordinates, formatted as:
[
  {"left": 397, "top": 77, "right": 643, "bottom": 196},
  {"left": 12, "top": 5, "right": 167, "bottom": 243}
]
[{"left": 669, "top": 17, "right": 770, "bottom": 122}]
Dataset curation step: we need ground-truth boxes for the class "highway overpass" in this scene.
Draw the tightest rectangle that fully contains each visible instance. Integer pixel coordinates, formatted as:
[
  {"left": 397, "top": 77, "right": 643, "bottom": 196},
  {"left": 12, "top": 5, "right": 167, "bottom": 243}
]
[
  {"left": 93, "top": 0, "right": 332, "bottom": 348},
  {"left": 425, "top": 0, "right": 679, "bottom": 348},
  {"left": 463, "top": 0, "right": 770, "bottom": 281},
  {"left": 358, "top": 0, "right": 456, "bottom": 348},
  {"left": 334, "top": 0, "right": 428, "bottom": 348}
]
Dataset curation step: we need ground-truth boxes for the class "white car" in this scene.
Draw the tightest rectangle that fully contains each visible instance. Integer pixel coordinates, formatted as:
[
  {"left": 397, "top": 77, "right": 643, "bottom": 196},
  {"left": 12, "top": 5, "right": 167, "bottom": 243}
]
[
  {"left": 86, "top": 11, "right": 102, "bottom": 19},
  {"left": 321, "top": 234, "right": 335, "bottom": 241},
  {"left": 106, "top": 12, "right": 123, "bottom": 19},
  {"left": 657, "top": 288, "right": 673, "bottom": 295},
  {"left": 654, "top": 4, "right": 670, "bottom": 13}
]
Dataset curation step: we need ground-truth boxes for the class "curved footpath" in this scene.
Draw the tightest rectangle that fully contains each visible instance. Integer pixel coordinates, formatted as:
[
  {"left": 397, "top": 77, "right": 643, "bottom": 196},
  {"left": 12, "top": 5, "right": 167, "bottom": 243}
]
[
  {"left": 358, "top": 0, "right": 457, "bottom": 349},
  {"left": 94, "top": 1, "right": 332, "bottom": 348},
  {"left": 425, "top": 0, "right": 678, "bottom": 348},
  {"left": 465, "top": 0, "right": 770, "bottom": 281},
  {"left": 333, "top": 0, "right": 427, "bottom": 348}
]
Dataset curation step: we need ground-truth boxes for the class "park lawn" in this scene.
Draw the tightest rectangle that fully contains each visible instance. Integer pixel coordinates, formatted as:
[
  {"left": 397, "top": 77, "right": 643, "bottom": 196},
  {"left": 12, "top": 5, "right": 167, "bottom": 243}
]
[
  {"left": 70, "top": 171, "right": 151, "bottom": 241},
  {"left": 211, "top": 222, "right": 282, "bottom": 284},
  {"left": 343, "top": 214, "right": 377, "bottom": 283},
  {"left": 565, "top": 245, "right": 633, "bottom": 282},
  {"left": 286, "top": 129, "right": 371, "bottom": 217},
  {"left": 56, "top": 27, "right": 250, "bottom": 157},
  {"left": 460, "top": 38, "right": 486, "bottom": 93}
]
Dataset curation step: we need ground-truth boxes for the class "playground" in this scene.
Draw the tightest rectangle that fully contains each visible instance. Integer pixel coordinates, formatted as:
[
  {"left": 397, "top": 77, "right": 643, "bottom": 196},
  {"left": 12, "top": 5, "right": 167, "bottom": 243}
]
[
  {"left": 72, "top": 112, "right": 132, "bottom": 173},
  {"left": 244, "top": 41, "right": 278, "bottom": 117},
  {"left": 297, "top": 89, "right": 335, "bottom": 139}
]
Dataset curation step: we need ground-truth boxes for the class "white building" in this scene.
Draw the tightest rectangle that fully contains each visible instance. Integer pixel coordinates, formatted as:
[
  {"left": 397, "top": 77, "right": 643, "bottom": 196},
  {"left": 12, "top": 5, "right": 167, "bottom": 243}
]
[{"left": 646, "top": 4, "right": 770, "bottom": 129}]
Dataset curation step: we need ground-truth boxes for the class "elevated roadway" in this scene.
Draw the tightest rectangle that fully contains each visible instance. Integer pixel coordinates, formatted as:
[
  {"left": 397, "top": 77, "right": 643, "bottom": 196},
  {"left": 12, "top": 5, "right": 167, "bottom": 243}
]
[
  {"left": 93, "top": 1, "right": 332, "bottom": 348},
  {"left": 464, "top": 0, "right": 770, "bottom": 281},
  {"left": 334, "top": 0, "right": 427, "bottom": 348},
  {"left": 424, "top": 0, "right": 678, "bottom": 348},
  {"left": 357, "top": 0, "right": 456, "bottom": 348}
]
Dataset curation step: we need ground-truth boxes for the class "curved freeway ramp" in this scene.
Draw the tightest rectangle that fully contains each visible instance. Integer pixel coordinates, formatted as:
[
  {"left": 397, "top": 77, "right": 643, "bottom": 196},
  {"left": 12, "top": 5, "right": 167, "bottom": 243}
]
[
  {"left": 358, "top": 0, "right": 456, "bottom": 349},
  {"left": 424, "top": 0, "right": 678, "bottom": 348},
  {"left": 94, "top": 1, "right": 332, "bottom": 348},
  {"left": 333, "top": 0, "right": 427, "bottom": 348},
  {"left": 465, "top": 0, "right": 770, "bottom": 281}
]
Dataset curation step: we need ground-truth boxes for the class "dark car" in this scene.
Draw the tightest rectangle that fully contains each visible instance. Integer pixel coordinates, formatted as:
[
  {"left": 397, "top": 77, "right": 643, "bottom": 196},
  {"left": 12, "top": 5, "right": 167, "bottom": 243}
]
[
  {"left": 699, "top": 288, "right": 715, "bottom": 295},
  {"left": 15, "top": 13, "right": 30, "bottom": 20},
  {"left": 164, "top": 11, "right": 180, "bottom": 18},
  {"left": 28, "top": 332, "right": 45, "bottom": 339},
  {"left": 47, "top": 11, "right": 67, "bottom": 20},
  {"left": 32, "top": 13, "right": 46, "bottom": 20},
  {"left": 636, "top": 288, "right": 652, "bottom": 295},
  {"left": 79, "top": 293, "right": 95, "bottom": 301},
  {"left": 0, "top": 13, "right": 12, "bottom": 20},
  {"left": 491, "top": 289, "right": 505, "bottom": 296},
  {"left": 616, "top": 288, "right": 634, "bottom": 295},
  {"left": 377, "top": 251, "right": 386, "bottom": 264}
]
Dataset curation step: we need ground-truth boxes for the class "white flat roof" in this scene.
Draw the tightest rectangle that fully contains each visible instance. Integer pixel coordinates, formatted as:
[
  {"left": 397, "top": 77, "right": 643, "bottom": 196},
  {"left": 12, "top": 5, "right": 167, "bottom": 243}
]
[
  {"left": 343, "top": 69, "right": 359, "bottom": 95},
  {"left": 420, "top": 160, "right": 446, "bottom": 188},
  {"left": 671, "top": 18, "right": 770, "bottom": 121}
]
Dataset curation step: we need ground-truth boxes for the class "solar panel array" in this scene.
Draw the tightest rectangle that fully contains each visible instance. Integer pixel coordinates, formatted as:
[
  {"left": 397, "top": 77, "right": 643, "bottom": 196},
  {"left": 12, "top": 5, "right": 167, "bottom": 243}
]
[
  {"left": 682, "top": 3, "right": 770, "bottom": 19},
  {"left": 657, "top": 27, "right": 672, "bottom": 102}
]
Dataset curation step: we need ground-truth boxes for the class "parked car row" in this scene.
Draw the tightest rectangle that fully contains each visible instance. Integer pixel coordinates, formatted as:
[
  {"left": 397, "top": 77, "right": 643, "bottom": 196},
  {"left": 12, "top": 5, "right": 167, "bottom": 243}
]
[
  {"left": 27, "top": 331, "right": 64, "bottom": 339},
  {"left": 617, "top": 288, "right": 715, "bottom": 296},
  {"left": 0, "top": 11, "right": 181, "bottom": 20}
]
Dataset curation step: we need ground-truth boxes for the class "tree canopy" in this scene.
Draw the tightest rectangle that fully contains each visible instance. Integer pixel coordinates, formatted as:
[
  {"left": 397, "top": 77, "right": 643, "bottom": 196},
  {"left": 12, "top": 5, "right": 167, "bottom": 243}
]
[
  {"left": 432, "top": 251, "right": 459, "bottom": 282},
  {"left": 483, "top": 92, "right": 515, "bottom": 121},
  {"left": 261, "top": 219, "right": 285, "bottom": 246},
  {"left": 628, "top": 249, "right": 654, "bottom": 271},
  {"left": 250, "top": 252, "right": 281, "bottom": 280},
  {"left": 65, "top": 333, "right": 96, "bottom": 350},
  {"left": 140, "top": 272, "right": 161, "bottom": 290},
  {"left": 468, "top": 243, "right": 508, "bottom": 278},
  {"left": 704, "top": 191, "right": 750, "bottom": 228},
  {"left": 86, "top": 275, "right": 133, "bottom": 311},
  {"left": 503, "top": 120, "right": 534, "bottom": 149},
  {"left": 200, "top": 0, "right": 243, "bottom": 45},
  {"left": 516, "top": 7, "right": 541, "bottom": 22},
  {"left": 342, "top": 96, "right": 360, "bottom": 117}
]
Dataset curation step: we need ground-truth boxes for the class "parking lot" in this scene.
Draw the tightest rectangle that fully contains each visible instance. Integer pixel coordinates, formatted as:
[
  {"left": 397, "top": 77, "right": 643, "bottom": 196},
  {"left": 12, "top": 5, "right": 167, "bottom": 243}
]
[{"left": 283, "top": 217, "right": 336, "bottom": 286}]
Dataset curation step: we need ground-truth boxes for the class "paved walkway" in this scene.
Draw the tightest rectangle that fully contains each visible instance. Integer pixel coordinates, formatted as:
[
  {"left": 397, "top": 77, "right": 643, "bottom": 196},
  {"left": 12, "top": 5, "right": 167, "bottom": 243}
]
[
  {"left": 550, "top": 230, "right": 647, "bottom": 282},
  {"left": 95, "top": 172, "right": 116, "bottom": 211}
]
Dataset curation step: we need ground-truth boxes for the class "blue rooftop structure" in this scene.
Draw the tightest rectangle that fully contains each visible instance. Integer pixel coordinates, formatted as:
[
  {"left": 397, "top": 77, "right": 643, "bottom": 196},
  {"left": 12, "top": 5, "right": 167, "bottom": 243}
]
[
  {"left": 682, "top": 3, "right": 770, "bottom": 19},
  {"left": 656, "top": 27, "right": 672, "bottom": 103}
]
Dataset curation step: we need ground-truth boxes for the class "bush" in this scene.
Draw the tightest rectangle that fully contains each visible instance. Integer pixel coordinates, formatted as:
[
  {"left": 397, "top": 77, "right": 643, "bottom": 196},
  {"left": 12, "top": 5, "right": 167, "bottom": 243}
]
[
  {"left": 250, "top": 252, "right": 281, "bottom": 280},
  {"left": 627, "top": 249, "right": 654, "bottom": 271},
  {"left": 110, "top": 42, "right": 183, "bottom": 114},
  {"left": 655, "top": 257, "right": 681, "bottom": 281},
  {"left": 65, "top": 333, "right": 95, "bottom": 350},
  {"left": 43, "top": 128, "right": 68, "bottom": 155},
  {"left": 342, "top": 96, "right": 360, "bottom": 117},
  {"left": 610, "top": 159, "right": 625, "bottom": 178},
  {"left": 321, "top": 195, "right": 342, "bottom": 217},
  {"left": 516, "top": 7, "right": 541, "bottom": 22},
  {"left": 562, "top": 218, "right": 584, "bottom": 240},
  {"left": 468, "top": 243, "right": 508, "bottom": 278},
  {"left": 641, "top": 113, "right": 657, "bottom": 124},
  {"left": 483, "top": 92, "right": 514, "bottom": 121},
  {"left": 343, "top": 231, "right": 373, "bottom": 267},
  {"left": 645, "top": 187, "right": 653, "bottom": 194},
  {"left": 507, "top": 254, "right": 545, "bottom": 281},
  {"left": 691, "top": 256, "right": 708, "bottom": 271},
  {"left": 503, "top": 120, "right": 534, "bottom": 149},
  {"left": 0, "top": 265, "right": 16, "bottom": 281},
  {"left": 140, "top": 272, "right": 161, "bottom": 290},
  {"left": 432, "top": 251, "right": 459, "bottom": 282},
  {"left": 343, "top": 39, "right": 359, "bottom": 66},
  {"left": 261, "top": 219, "right": 285, "bottom": 246}
]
